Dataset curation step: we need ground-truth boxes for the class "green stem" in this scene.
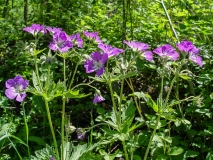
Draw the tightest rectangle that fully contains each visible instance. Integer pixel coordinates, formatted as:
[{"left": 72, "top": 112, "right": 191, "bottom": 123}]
[
  {"left": 61, "top": 57, "right": 67, "bottom": 160},
  {"left": 144, "top": 115, "right": 161, "bottom": 160},
  {"left": 68, "top": 60, "right": 80, "bottom": 90},
  {"left": 119, "top": 78, "right": 124, "bottom": 126},
  {"left": 21, "top": 102, "right": 30, "bottom": 158},
  {"left": 45, "top": 65, "right": 51, "bottom": 94},
  {"left": 44, "top": 99, "right": 60, "bottom": 160},
  {"left": 122, "top": 141, "right": 129, "bottom": 160},
  {"left": 160, "top": 75, "right": 164, "bottom": 108},
  {"left": 33, "top": 55, "right": 43, "bottom": 92},
  {"left": 106, "top": 75, "right": 121, "bottom": 131},
  {"left": 126, "top": 78, "right": 148, "bottom": 128}
]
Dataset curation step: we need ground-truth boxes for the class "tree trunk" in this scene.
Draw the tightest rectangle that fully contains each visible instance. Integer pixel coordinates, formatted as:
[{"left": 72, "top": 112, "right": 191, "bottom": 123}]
[
  {"left": 24, "top": 0, "right": 28, "bottom": 25},
  {"left": 2, "top": 0, "right": 10, "bottom": 18}
]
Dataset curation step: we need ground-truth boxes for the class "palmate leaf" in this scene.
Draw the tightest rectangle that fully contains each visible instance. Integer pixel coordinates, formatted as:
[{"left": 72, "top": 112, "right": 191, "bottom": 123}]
[
  {"left": 31, "top": 144, "right": 56, "bottom": 160},
  {"left": 69, "top": 142, "right": 101, "bottom": 160},
  {"left": 46, "top": 81, "right": 64, "bottom": 101}
]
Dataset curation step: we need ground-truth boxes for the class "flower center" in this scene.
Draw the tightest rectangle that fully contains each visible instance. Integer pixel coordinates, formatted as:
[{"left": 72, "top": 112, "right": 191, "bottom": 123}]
[
  {"left": 57, "top": 39, "right": 65, "bottom": 48},
  {"left": 93, "top": 60, "right": 103, "bottom": 70},
  {"left": 15, "top": 84, "right": 24, "bottom": 94}
]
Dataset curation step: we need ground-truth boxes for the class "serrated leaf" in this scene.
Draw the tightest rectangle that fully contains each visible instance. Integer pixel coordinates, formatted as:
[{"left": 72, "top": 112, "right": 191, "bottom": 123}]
[{"left": 32, "top": 71, "right": 42, "bottom": 92}]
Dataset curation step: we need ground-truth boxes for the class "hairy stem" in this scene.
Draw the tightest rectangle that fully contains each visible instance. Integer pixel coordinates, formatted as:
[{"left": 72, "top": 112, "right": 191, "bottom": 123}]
[{"left": 44, "top": 99, "right": 60, "bottom": 160}]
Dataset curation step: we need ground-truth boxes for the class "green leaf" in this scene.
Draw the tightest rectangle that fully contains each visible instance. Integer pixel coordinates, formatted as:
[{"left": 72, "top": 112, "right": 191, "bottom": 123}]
[
  {"left": 134, "top": 92, "right": 158, "bottom": 112},
  {"left": 34, "top": 48, "right": 46, "bottom": 56},
  {"left": 210, "top": 93, "right": 213, "bottom": 99},
  {"left": 168, "top": 146, "right": 184, "bottom": 155},
  {"left": 65, "top": 90, "right": 91, "bottom": 99},
  {"left": 133, "top": 155, "right": 142, "bottom": 160},
  {"left": 31, "top": 144, "right": 56, "bottom": 160},
  {"left": 156, "top": 154, "right": 168, "bottom": 160},
  {"left": 184, "top": 150, "right": 199, "bottom": 158},
  {"left": 97, "top": 107, "right": 106, "bottom": 115},
  {"left": 32, "top": 71, "right": 42, "bottom": 92},
  {"left": 28, "top": 136, "right": 46, "bottom": 146},
  {"left": 206, "top": 151, "right": 213, "bottom": 160}
]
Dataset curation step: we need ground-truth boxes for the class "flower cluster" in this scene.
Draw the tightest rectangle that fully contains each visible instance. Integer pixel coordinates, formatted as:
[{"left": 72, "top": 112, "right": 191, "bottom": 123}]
[
  {"left": 22, "top": 24, "right": 204, "bottom": 105},
  {"left": 176, "top": 40, "right": 203, "bottom": 67},
  {"left": 23, "top": 24, "right": 84, "bottom": 53},
  {"left": 123, "top": 40, "right": 153, "bottom": 61},
  {"left": 5, "top": 76, "right": 29, "bottom": 102}
]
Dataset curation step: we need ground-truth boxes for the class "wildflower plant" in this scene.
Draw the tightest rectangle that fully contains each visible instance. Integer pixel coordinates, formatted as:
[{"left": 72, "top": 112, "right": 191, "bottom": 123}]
[{"left": 4, "top": 22, "right": 204, "bottom": 160}]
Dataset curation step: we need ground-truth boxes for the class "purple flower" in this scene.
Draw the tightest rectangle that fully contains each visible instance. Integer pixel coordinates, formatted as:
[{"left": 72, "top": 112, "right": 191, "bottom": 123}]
[
  {"left": 176, "top": 41, "right": 196, "bottom": 53},
  {"left": 23, "top": 24, "right": 47, "bottom": 36},
  {"left": 123, "top": 40, "right": 149, "bottom": 52},
  {"left": 153, "top": 44, "right": 179, "bottom": 61},
  {"left": 76, "top": 128, "right": 85, "bottom": 140},
  {"left": 49, "top": 31, "right": 73, "bottom": 53},
  {"left": 70, "top": 33, "right": 83, "bottom": 48},
  {"left": 50, "top": 157, "right": 54, "bottom": 160},
  {"left": 84, "top": 52, "right": 108, "bottom": 76},
  {"left": 83, "top": 31, "right": 102, "bottom": 43},
  {"left": 46, "top": 26, "right": 62, "bottom": 35},
  {"left": 189, "top": 53, "right": 203, "bottom": 67},
  {"left": 93, "top": 94, "right": 105, "bottom": 104},
  {"left": 176, "top": 41, "right": 203, "bottom": 67},
  {"left": 142, "top": 51, "right": 153, "bottom": 62},
  {"left": 5, "top": 76, "right": 29, "bottom": 102},
  {"left": 98, "top": 43, "right": 124, "bottom": 57}
]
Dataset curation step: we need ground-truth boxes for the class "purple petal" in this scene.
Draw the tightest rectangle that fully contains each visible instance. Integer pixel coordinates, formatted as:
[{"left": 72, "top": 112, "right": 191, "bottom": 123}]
[
  {"left": 143, "top": 51, "right": 153, "bottom": 62},
  {"left": 96, "top": 67, "right": 104, "bottom": 76},
  {"left": 91, "top": 52, "right": 102, "bottom": 61},
  {"left": 16, "top": 94, "right": 27, "bottom": 102},
  {"left": 5, "top": 88, "right": 17, "bottom": 100},
  {"left": 98, "top": 43, "right": 123, "bottom": 57},
  {"left": 49, "top": 42, "right": 58, "bottom": 51},
  {"left": 124, "top": 40, "right": 149, "bottom": 52},
  {"left": 168, "top": 51, "right": 179, "bottom": 61},
  {"left": 5, "top": 79, "right": 15, "bottom": 88},
  {"left": 101, "top": 53, "right": 108, "bottom": 64},
  {"left": 93, "top": 94, "right": 105, "bottom": 104},
  {"left": 84, "top": 59, "right": 96, "bottom": 73},
  {"left": 189, "top": 54, "right": 203, "bottom": 67}
]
